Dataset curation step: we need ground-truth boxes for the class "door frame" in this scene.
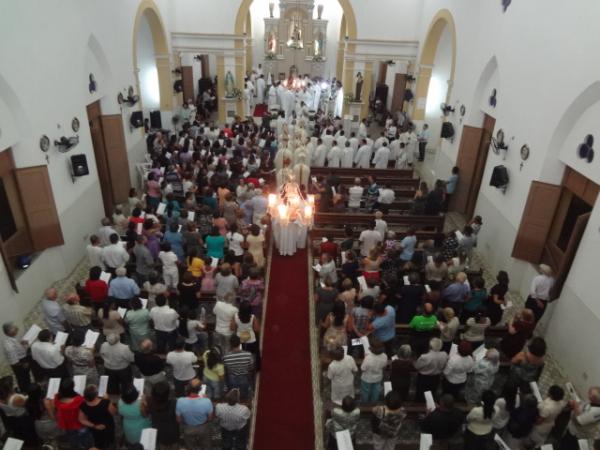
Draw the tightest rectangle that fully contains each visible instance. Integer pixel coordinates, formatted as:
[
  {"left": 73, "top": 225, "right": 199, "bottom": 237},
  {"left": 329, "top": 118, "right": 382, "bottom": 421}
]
[{"left": 86, "top": 100, "right": 113, "bottom": 217}]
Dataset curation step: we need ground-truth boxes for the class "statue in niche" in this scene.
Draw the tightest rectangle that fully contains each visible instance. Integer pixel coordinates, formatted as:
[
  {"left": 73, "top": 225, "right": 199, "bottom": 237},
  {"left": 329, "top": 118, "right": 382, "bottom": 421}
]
[
  {"left": 314, "top": 32, "right": 324, "bottom": 57},
  {"left": 287, "top": 13, "right": 304, "bottom": 48},
  {"left": 355, "top": 72, "right": 364, "bottom": 102},
  {"left": 225, "top": 70, "right": 235, "bottom": 97},
  {"left": 267, "top": 31, "right": 277, "bottom": 54}
]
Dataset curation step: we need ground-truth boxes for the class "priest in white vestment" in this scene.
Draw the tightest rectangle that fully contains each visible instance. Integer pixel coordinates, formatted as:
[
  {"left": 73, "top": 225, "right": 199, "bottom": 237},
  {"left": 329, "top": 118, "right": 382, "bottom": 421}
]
[{"left": 256, "top": 75, "right": 266, "bottom": 104}]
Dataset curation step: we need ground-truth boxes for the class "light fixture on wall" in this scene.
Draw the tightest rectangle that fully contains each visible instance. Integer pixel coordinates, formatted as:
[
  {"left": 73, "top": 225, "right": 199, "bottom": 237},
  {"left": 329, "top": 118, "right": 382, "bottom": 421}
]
[
  {"left": 489, "top": 88, "right": 498, "bottom": 107},
  {"left": 88, "top": 73, "right": 97, "bottom": 93},
  {"left": 117, "top": 86, "right": 140, "bottom": 107},
  {"left": 577, "top": 134, "right": 595, "bottom": 163},
  {"left": 171, "top": 67, "right": 182, "bottom": 75}
]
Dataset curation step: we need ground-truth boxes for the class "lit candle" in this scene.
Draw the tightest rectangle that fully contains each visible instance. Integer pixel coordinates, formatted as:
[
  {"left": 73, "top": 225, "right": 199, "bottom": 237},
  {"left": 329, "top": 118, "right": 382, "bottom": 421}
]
[
  {"left": 268, "top": 193, "right": 277, "bottom": 208},
  {"left": 308, "top": 194, "right": 315, "bottom": 204},
  {"left": 278, "top": 204, "right": 288, "bottom": 221},
  {"left": 304, "top": 205, "right": 313, "bottom": 218}
]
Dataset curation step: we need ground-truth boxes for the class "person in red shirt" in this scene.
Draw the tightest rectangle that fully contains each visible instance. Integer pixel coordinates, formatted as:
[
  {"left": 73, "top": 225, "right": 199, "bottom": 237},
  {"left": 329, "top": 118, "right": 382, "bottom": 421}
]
[
  {"left": 320, "top": 236, "right": 339, "bottom": 258},
  {"left": 85, "top": 266, "right": 108, "bottom": 311},
  {"left": 129, "top": 207, "right": 145, "bottom": 224},
  {"left": 52, "top": 378, "right": 94, "bottom": 448}
]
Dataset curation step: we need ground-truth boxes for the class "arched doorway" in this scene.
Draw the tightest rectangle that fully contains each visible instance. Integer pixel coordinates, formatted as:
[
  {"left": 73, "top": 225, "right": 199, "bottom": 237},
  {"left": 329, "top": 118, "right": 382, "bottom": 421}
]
[
  {"left": 132, "top": 0, "right": 172, "bottom": 111},
  {"left": 234, "top": 0, "right": 357, "bottom": 117},
  {"left": 413, "top": 9, "right": 456, "bottom": 121}
]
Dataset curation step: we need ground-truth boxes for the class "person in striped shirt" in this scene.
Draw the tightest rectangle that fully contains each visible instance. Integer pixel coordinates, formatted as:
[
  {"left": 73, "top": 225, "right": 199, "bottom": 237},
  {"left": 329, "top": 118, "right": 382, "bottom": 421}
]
[{"left": 223, "top": 335, "right": 254, "bottom": 400}]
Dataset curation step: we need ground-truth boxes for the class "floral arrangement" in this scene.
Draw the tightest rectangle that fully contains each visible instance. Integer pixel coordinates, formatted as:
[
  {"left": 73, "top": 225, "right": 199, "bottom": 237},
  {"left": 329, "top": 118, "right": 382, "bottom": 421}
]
[
  {"left": 344, "top": 93, "right": 356, "bottom": 103},
  {"left": 313, "top": 55, "right": 324, "bottom": 62},
  {"left": 265, "top": 52, "right": 276, "bottom": 60},
  {"left": 230, "top": 88, "right": 243, "bottom": 101}
]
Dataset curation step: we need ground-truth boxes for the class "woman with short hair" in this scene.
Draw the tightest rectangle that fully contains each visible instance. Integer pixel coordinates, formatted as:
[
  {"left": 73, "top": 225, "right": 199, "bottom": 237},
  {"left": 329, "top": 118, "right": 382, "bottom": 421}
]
[
  {"left": 465, "top": 348, "right": 500, "bottom": 405},
  {"left": 442, "top": 341, "right": 475, "bottom": 399},
  {"left": 371, "top": 391, "right": 407, "bottom": 450},
  {"left": 118, "top": 384, "right": 151, "bottom": 445},
  {"left": 78, "top": 385, "right": 116, "bottom": 449}
]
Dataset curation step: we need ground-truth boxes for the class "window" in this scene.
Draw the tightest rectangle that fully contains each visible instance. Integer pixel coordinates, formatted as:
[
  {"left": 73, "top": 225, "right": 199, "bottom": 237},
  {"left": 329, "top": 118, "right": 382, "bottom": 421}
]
[{"left": 0, "top": 178, "right": 17, "bottom": 241}]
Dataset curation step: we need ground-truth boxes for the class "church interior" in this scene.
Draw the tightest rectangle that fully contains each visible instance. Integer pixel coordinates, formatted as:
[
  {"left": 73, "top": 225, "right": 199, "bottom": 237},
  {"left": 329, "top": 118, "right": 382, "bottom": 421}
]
[{"left": 1, "top": 0, "right": 600, "bottom": 449}]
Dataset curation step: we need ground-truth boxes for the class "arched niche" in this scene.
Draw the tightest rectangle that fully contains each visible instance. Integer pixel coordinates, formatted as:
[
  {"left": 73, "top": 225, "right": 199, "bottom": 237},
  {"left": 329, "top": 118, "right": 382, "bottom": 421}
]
[
  {"left": 132, "top": 0, "right": 172, "bottom": 110},
  {"left": 0, "top": 74, "right": 30, "bottom": 149},
  {"left": 467, "top": 55, "right": 499, "bottom": 126},
  {"left": 85, "top": 34, "right": 113, "bottom": 100},
  {"left": 414, "top": 9, "right": 457, "bottom": 121}
]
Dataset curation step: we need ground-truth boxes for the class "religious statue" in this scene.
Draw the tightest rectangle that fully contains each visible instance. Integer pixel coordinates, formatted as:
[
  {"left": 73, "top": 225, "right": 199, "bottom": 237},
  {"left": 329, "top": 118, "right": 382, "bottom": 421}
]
[
  {"left": 225, "top": 71, "right": 235, "bottom": 98},
  {"left": 267, "top": 31, "right": 277, "bottom": 54},
  {"left": 317, "top": 4, "right": 324, "bottom": 20},
  {"left": 287, "top": 13, "right": 303, "bottom": 48},
  {"left": 355, "top": 72, "right": 364, "bottom": 102},
  {"left": 314, "top": 32, "right": 324, "bottom": 57},
  {"left": 269, "top": 1, "right": 275, "bottom": 18}
]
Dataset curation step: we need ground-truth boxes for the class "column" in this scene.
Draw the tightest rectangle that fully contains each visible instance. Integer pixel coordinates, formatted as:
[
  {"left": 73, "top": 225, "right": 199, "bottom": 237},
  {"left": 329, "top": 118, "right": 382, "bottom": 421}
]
[
  {"left": 155, "top": 53, "right": 173, "bottom": 111},
  {"left": 217, "top": 55, "right": 226, "bottom": 124},
  {"left": 235, "top": 55, "right": 246, "bottom": 117},
  {"left": 413, "top": 65, "right": 433, "bottom": 121},
  {"left": 360, "top": 61, "right": 373, "bottom": 120}
]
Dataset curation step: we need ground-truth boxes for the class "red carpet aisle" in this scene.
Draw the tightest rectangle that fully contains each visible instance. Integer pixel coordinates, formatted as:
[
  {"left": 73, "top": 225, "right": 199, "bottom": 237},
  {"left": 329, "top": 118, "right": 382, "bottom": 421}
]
[
  {"left": 253, "top": 104, "right": 268, "bottom": 117},
  {"left": 252, "top": 249, "right": 314, "bottom": 450}
]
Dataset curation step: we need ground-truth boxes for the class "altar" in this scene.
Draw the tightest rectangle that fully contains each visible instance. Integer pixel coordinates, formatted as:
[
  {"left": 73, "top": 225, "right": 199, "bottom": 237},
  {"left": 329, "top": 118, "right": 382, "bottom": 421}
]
[{"left": 263, "top": 0, "right": 328, "bottom": 78}]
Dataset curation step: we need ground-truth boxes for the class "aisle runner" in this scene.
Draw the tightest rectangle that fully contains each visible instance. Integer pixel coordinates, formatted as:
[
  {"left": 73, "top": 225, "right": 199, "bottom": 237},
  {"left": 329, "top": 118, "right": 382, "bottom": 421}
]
[
  {"left": 252, "top": 249, "right": 314, "bottom": 450},
  {"left": 253, "top": 104, "right": 268, "bottom": 117}
]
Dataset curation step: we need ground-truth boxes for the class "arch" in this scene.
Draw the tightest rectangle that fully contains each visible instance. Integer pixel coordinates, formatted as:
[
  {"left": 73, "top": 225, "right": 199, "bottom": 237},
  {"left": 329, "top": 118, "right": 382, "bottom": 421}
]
[
  {"left": 85, "top": 34, "right": 113, "bottom": 97},
  {"left": 132, "top": 0, "right": 171, "bottom": 110},
  {"left": 234, "top": 0, "right": 357, "bottom": 39},
  {"left": 467, "top": 55, "right": 499, "bottom": 125},
  {"left": 413, "top": 9, "right": 457, "bottom": 120}
]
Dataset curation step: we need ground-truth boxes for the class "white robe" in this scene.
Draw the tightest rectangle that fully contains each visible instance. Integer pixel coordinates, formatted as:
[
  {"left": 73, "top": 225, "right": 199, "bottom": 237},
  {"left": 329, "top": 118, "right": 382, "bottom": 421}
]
[
  {"left": 327, "top": 146, "right": 342, "bottom": 168},
  {"left": 372, "top": 146, "right": 391, "bottom": 169},
  {"left": 313, "top": 144, "right": 328, "bottom": 167},
  {"left": 334, "top": 87, "right": 344, "bottom": 118},
  {"left": 312, "top": 85, "right": 322, "bottom": 111},
  {"left": 268, "top": 86, "right": 278, "bottom": 108},
  {"left": 354, "top": 145, "right": 372, "bottom": 168},
  {"left": 256, "top": 78, "right": 266, "bottom": 104},
  {"left": 244, "top": 88, "right": 252, "bottom": 117},
  {"left": 341, "top": 147, "right": 354, "bottom": 168},
  {"left": 293, "top": 163, "right": 310, "bottom": 188}
]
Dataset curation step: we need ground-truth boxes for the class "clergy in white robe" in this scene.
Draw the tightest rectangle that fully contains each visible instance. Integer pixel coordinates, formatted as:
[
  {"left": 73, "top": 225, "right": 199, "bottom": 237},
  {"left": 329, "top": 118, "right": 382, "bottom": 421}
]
[
  {"left": 406, "top": 130, "right": 418, "bottom": 164},
  {"left": 334, "top": 86, "right": 344, "bottom": 118},
  {"left": 374, "top": 133, "right": 389, "bottom": 150},
  {"left": 293, "top": 162, "right": 310, "bottom": 188},
  {"left": 327, "top": 143, "right": 342, "bottom": 168},
  {"left": 322, "top": 131, "right": 334, "bottom": 151},
  {"left": 396, "top": 144, "right": 410, "bottom": 169},
  {"left": 294, "top": 147, "right": 309, "bottom": 166},
  {"left": 372, "top": 143, "right": 391, "bottom": 169},
  {"left": 312, "top": 140, "right": 328, "bottom": 167},
  {"left": 389, "top": 138, "right": 400, "bottom": 160},
  {"left": 341, "top": 143, "right": 354, "bottom": 168},
  {"left": 354, "top": 142, "right": 372, "bottom": 169},
  {"left": 268, "top": 85, "right": 278, "bottom": 108},
  {"left": 277, "top": 84, "right": 286, "bottom": 109},
  {"left": 312, "top": 84, "right": 322, "bottom": 111},
  {"left": 256, "top": 76, "right": 266, "bottom": 104},
  {"left": 274, "top": 147, "right": 293, "bottom": 171},
  {"left": 244, "top": 86, "right": 252, "bottom": 117},
  {"left": 358, "top": 120, "right": 368, "bottom": 138},
  {"left": 284, "top": 90, "right": 295, "bottom": 119},
  {"left": 349, "top": 134, "right": 360, "bottom": 157}
]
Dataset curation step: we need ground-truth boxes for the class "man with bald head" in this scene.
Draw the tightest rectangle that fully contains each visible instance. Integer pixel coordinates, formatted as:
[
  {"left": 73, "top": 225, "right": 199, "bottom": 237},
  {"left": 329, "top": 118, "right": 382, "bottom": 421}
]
[
  {"left": 41, "top": 288, "right": 66, "bottom": 334},
  {"left": 559, "top": 386, "right": 600, "bottom": 450},
  {"left": 134, "top": 339, "right": 166, "bottom": 394}
]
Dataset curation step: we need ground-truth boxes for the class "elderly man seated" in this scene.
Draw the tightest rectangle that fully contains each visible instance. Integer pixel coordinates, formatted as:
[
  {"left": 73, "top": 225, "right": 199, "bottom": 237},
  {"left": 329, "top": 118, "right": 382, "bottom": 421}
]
[{"left": 108, "top": 267, "right": 140, "bottom": 308}]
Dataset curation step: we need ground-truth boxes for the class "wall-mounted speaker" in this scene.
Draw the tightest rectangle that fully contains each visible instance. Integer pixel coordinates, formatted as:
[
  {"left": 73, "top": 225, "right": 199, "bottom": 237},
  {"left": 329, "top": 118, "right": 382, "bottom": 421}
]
[
  {"left": 150, "top": 110, "right": 162, "bottom": 129},
  {"left": 70, "top": 154, "right": 89, "bottom": 177},
  {"left": 173, "top": 80, "right": 183, "bottom": 93},
  {"left": 130, "top": 111, "right": 143, "bottom": 129}
]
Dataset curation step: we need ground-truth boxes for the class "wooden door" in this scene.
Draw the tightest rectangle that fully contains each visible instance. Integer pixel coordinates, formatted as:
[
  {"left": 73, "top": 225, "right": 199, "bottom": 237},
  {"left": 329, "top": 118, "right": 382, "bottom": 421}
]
[
  {"left": 201, "top": 55, "right": 210, "bottom": 79},
  {"left": 87, "top": 101, "right": 113, "bottom": 216},
  {"left": 390, "top": 73, "right": 407, "bottom": 114},
  {"left": 377, "top": 62, "right": 387, "bottom": 85},
  {"left": 100, "top": 115, "right": 131, "bottom": 205},
  {"left": 512, "top": 181, "right": 562, "bottom": 263},
  {"left": 551, "top": 212, "right": 590, "bottom": 299},
  {"left": 14, "top": 166, "right": 64, "bottom": 250},
  {"left": 181, "top": 66, "right": 194, "bottom": 103},
  {"left": 465, "top": 114, "right": 495, "bottom": 217},
  {"left": 451, "top": 125, "right": 484, "bottom": 213}
]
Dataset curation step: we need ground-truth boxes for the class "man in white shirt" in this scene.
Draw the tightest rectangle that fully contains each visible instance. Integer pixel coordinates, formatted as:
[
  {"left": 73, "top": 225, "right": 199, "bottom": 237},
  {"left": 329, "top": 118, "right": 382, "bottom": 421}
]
[
  {"left": 354, "top": 139, "right": 372, "bottom": 169},
  {"left": 213, "top": 295, "right": 239, "bottom": 351},
  {"left": 327, "top": 141, "right": 342, "bottom": 168},
  {"left": 418, "top": 123, "right": 430, "bottom": 161},
  {"left": 3, "top": 322, "right": 31, "bottom": 391},
  {"left": 167, "top": 338, "right": 198, "bottom": 397},
  {"left": 226, "top": 225, "right": 245, "bottom": 261},
  {"left": 373, "top": 132, "right": 389, "bottom": 150},
  {"left": 525, "top": 264, "right": 555, "bottom": 322},
  {"left": 100, "top": 333, "right": 134, "bottom": 395},
  {"left": 372, "top": 142, "right": 391, "bottom": 169},
  {"left": 41, "top": 288, "right": 66, "bottom": 334},
  {"left": 348, "top": 178, "right": 364, "bottom": 212},
  {"left": 414, "top": 338, "right": 448, "bottom": 402},
  {"left": 97, "top": 218, "right": 116, "bottom": 247},
  {"left": 341, "top": 142, "right": 354, "bottom": 168},
  {"left": 31, "top": 329, "right": 67, "bottom": 378},
  {"left": 336, "top": 130, "right": 347, "bottom": 150},
  {"left": 86, "top": 235, "right": 104, "bottom": 269},
  {"left": 150, "top": 294, "right": 179, "bottom": 353},
  {"left": 102, "top": 233, "right": 129, "bottom": 274},
  {"left": 376, "top": 184, "right": 396, "bottom": 213},
  {"left": 358, "top": 221, "right": 383, "bottom": 257}
]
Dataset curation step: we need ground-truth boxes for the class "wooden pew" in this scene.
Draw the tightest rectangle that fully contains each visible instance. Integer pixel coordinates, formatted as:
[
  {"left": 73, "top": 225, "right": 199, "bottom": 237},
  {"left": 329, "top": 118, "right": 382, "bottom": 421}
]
[
  {"left": 314, "top": 212, "right": 445, "bottom": 233},
  {"left": 310, "top": 227, "right": 442, "bottom": 243},
  {"left": 328, "top": 176, "right": 421, "bottom": 189},
  {"left": 311, "top": 167, "right": 415, "bottom": 179}
]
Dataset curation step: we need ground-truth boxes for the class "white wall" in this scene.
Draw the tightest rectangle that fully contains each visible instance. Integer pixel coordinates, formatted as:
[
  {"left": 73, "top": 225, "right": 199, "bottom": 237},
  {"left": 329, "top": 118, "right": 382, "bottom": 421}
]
[
  {"left": 137, "top": 13, "right": 161, "bottom": 111},
  {"left": 414, "top": 0, "right": 600, "bottom": 393},
  {"left": 0, "top": 0, "right": 170, "bottom": 371}
]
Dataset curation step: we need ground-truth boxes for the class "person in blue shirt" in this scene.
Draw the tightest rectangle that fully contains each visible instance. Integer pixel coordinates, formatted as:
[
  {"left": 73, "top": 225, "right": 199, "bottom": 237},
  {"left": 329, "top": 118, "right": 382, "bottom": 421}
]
[
  {"left": 164, "top": 223, "right": 185, "bottom": 261},
  {"left": 176, "top": 378, "right": 214, "bottom": 448},
  {"left": 108, "top": 267, "right": 140, "bottom": 307},
  {"left": 444, "top": 166, "right": 460, "bottom": 211},
  {"left": 371, "top": 303, "right": 396, "bottom": 357},
  {"left": 399, "top": 228, "right": 417, "bottom": 263},
  {"left": 441, "top": 272, "right": 471, "bottom": 318}
]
